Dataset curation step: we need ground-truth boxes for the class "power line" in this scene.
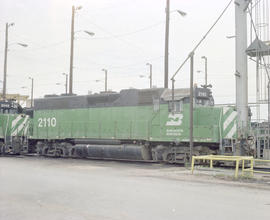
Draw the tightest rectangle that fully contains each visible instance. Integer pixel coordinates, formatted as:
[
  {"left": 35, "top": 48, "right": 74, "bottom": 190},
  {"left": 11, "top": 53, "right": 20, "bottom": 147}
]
[
  {"left": 79, "top": 14, "right": 155, "bottom": 56},
  {"left": 78, "top": 20, "right": 164, "bottom": 40}
]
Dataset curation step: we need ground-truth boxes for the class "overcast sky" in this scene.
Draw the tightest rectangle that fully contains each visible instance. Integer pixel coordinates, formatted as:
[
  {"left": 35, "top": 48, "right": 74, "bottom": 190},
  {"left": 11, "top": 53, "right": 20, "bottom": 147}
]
[{"left": 0, "top": 0, "right": 268, "bottom": 119}]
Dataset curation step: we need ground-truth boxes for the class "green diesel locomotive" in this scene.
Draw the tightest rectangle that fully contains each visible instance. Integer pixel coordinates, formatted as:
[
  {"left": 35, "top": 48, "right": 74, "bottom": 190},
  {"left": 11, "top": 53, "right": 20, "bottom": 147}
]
[
  {"left": 0, "top": 100, "right": 30, "bottom": 154},
  {"left": 24, "top": 87, "right": 239, "bottom": 163}
]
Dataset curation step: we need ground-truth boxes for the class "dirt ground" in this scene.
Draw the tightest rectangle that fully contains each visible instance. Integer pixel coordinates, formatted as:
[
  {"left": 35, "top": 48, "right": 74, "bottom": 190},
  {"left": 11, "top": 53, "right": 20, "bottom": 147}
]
[{"left": 0, "top": 156, "right": 270, "bottom": 220}]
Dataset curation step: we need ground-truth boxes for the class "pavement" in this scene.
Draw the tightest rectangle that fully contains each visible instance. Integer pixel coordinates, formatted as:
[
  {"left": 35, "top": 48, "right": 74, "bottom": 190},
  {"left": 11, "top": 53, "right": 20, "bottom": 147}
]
[{"left": 0, "top": 157, "right": 270, "bottom": 220}]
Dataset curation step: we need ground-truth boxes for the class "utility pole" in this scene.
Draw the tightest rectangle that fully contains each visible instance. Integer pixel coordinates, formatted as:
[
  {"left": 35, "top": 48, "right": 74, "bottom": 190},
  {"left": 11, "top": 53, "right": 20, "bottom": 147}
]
[
  {"left": 3, "top": 23, "right": 8, "bottom": 100},
  {"left": 164, "top": 0, "right": 170, "bottom": 89},
  {"left": 201, "top": 56, "right": 208, "bottom": 87},
  {"left": 2, "top": 23, "right": 27, "bottom": 101},
  {"left": 146, "top": 63, "right": 152, "bottom": 88},
  {"left": 102, "top": 69, "right": 108, "bottom": 92},
  {"left": 29, "top": 77, "right": 34, "bottom": 108},
  {"left": 3, "top": 23, "right": 14, "bottom": 100},
  {"left": 69, "top": 6, "right": 75, "bottom": 95},
  {"left": 189, "top": 52, "right": 194, "bottom": 161},
  {"left": 68, "top": 6, "right": 83, "bottom": 95},
  {"left": 63, "top": 73, "right": 68, "bottom": 94},
  {"left": 268, "top": 81, "right": 270, "bottom": 125},
  {"left": 164, "top": 1, "right": 186, "bottom": 89}
]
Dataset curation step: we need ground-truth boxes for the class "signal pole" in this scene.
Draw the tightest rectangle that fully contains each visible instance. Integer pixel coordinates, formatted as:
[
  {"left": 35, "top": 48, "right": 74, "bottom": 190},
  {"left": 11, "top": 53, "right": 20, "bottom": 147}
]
[{"left": 164, "top": 0, "right": 170, "bottom": 89}]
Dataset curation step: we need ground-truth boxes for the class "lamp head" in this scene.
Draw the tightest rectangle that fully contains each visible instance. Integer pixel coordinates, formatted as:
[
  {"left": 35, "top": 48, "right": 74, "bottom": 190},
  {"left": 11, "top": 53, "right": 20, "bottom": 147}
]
[
  {"left": 76, "top": 6, "right": 82, "bottom": 10},
  {"left": 177, "top": 10, "right": 187, "bottom": 17},
  {"left": 84, "top": 31, "right": 95, "bottom": 36},
  {"left": 17, "top": 43, "right": 28, "bottom": 47}
]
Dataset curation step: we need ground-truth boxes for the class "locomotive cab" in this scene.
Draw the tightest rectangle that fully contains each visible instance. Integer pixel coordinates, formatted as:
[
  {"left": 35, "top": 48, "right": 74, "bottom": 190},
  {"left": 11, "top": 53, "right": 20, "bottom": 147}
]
[
  {"left": 0, "top": 100, "right": 30, "bottom": 155},
  {"left": 0, "top": 99, "right": 23, "bottom": 114},
  {"left": 163, "top": 87, "right": 215, "bottom": 113}
]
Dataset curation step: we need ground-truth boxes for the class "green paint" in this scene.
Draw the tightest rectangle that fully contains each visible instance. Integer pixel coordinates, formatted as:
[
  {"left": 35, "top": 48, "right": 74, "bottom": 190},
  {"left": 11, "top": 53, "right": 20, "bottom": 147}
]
[{"left": 32, "top": 103, "right": 237, "bottom": 144}]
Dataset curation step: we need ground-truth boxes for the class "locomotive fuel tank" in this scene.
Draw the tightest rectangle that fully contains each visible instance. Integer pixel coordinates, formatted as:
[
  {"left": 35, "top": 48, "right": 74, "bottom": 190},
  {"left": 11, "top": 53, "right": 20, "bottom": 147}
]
[{"left": 74, "top": 144, "right": 152, "bottom": 161}]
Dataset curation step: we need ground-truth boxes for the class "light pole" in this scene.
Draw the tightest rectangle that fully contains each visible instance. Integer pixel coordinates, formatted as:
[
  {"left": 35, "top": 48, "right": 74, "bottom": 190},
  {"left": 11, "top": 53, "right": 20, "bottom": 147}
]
[
  {"left": 146, "top": 63, "right": 153, "bottom": 88},
  {"left": 164, "top": 0, "right": 186, "bottom": 88},
  {"left": 62, "top": 73, "right": 68, "bottom": 94},
  {"left": 2, "top": 22, "right": 28, "bottom": 100},
  {"left": 69, "top": 6, "right": 95, "bottom": 95},
  {"left": 101, "top": 69, "right": 108, "bottom": 92},
  {"left": 69, "top": 5, "right": 81, "bottom": 95},
  {"left": 201, "top": 56, "right": 208, "bottom": 87},
  {"left": 29, "top": 77, "right": 34, "bottom": 108}
]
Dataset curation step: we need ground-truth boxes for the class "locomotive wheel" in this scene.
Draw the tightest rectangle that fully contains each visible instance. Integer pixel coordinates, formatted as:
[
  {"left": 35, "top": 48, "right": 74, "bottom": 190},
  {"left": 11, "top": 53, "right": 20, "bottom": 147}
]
[
  {"left": 60, "top": 143, "right": 73, "bottom": 157},
  {"left": 42, "top": 147, "right": 49, "bottom": 156},
  {"left": 0, "top": 142, "right": 4, "bottom": 155},
  {"left": 166, "top": 154, "right": 176, "bottom": 163},
  {"left": 36, "top": 141, "right": 45, "bottom": 155}
]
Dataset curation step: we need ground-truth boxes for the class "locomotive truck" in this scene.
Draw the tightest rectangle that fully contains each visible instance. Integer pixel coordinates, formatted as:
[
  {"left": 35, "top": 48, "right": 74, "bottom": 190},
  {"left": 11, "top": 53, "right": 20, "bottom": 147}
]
[{"left": 0, "top": 87, "right": 244, "bottom": 163}]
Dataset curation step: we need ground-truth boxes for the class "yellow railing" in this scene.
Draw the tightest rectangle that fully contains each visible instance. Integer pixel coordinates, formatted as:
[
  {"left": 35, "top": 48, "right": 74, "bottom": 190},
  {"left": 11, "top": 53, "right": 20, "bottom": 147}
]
[
  {"left": 191, "top": 155, "right": 270, "bottom": 178},
  {"left": 191, "top": 155, "right": 254, "bottom": 178},
  {"left": 253, "top": 159, "right": 270, "bottom": 174}
]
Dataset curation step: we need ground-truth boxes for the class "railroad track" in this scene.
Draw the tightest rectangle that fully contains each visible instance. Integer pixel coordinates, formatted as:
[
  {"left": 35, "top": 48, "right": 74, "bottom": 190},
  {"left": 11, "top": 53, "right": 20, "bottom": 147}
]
[
  {"left": 0, "top": 153, "right": 185, "bottom": 168},
  {"left": 2, "top": 154, "right": 270, "bottom": 172}
]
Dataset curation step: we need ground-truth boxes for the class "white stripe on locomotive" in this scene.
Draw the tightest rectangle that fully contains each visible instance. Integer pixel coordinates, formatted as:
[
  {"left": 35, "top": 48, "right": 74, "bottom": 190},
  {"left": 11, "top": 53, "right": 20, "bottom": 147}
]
[
  {"left": 225, "top": 122, "right": 237, "bottom": 138},
  {"left": 11, "top": 115, "right": 23, "bottom": 129},
  {"left": 11, "top": 116, "right": 29, "bottom": 136},
  {"left": 222, "top": 106, "right": 230, "bottom": 116},
  {"left": 223, "top": 111, "right": 237, "bottom": 131}
]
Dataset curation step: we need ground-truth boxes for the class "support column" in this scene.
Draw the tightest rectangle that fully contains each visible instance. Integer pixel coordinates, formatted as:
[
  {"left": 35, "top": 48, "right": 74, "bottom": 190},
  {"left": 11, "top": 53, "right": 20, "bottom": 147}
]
[
  {"left": 235, "top": 0, "right": 249, "bottom": 137},
  {"left": 256, "top": 56, "right": 260, "bottom": 121}
]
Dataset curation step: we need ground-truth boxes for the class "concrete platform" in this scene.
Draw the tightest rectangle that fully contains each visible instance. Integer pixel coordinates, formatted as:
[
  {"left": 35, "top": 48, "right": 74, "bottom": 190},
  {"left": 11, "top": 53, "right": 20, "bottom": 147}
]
[{"left": 0, "top": 157, "right": 270, "bottom": 220}]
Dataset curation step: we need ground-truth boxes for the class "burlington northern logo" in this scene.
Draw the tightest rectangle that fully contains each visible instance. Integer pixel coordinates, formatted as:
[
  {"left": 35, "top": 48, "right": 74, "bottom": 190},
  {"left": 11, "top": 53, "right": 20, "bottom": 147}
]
[{"left": 166, "top": 113, "right": 183, "bottom": 126}]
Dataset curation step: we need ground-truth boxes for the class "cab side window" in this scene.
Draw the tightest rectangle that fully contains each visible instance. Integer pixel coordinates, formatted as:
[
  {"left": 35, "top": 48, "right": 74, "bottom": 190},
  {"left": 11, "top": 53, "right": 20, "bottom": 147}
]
[
  {"left": 153, "top": 99, "right": 160, "bottom": 112},
  {"left": 168, "top": 100, "right": 183, "bottom": 112}
]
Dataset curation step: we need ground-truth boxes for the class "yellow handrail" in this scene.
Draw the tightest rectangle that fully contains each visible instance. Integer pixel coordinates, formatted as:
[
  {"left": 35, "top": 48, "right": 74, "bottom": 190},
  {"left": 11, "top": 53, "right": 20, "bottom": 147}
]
[
  {"left": 191, "top": 155, "right": 254, "bottom": 178},
  {"left": 191, "top": 155, "right": 270, "bottom": 178}
]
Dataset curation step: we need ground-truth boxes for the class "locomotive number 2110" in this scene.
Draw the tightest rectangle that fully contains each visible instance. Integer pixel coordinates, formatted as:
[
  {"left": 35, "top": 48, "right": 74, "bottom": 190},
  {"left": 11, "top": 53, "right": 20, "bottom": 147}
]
[{"left": 38, "top": 117, "right": 57, "bottom": 127}]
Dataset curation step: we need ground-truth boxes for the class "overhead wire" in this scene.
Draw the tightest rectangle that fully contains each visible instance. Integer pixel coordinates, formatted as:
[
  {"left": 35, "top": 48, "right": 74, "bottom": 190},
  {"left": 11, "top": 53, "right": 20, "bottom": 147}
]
[
  {"left": 78, "top": 14, "right": 160, "bottom": 58},
  {"left": 78, "top": 20, "right": 165, "bottom": 40},
  {"left": 172, "top": 0, "right": 234, "bottom": 80}
]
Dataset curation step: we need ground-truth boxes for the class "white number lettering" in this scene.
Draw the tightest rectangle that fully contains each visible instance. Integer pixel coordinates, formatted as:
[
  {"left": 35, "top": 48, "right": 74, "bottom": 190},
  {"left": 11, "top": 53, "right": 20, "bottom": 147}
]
[
  {"left": 51, "top": 117, "right": 57, "bottom": 127},
  {"left": 38, "top": 118, "right": 43, "bottom": 127},
  {"left": 43, "top": 118, "right": 47, "bottom": 127},
  {"left": 47, "top": 118, "right": 51, "bottom": 127},
  {"left": 37, "top": 117, "right": 57, "bottom": 128}
]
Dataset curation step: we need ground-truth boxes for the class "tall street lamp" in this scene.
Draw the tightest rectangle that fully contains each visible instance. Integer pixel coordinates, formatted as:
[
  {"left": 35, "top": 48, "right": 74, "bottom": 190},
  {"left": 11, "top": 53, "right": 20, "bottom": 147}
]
[
  {"left": 201, "top": 56, "right": 208, "bottom": 87},
  {"left": 62, "top": 73, "right": 68, "bottom": 94},
  {"left": 69, "top": 5, "right": 95, "bottom": 95},
  {"left": 69, "top": 6, "right": 82, "bottom": 95},
  {"left": 164, "top": 0, "right": 187, "bottom": 88},
  {"left": 2, "top": 22, "right": 28, "bottom": 100},
  {"left": 101, "top": 69, "right": 108, "bottom": 92},
  {"left": 146, "top": 63, "right": 153, "bottom": 89},
  {"left": 28, "top": 77, "right": 34, "bottom": 108}
]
